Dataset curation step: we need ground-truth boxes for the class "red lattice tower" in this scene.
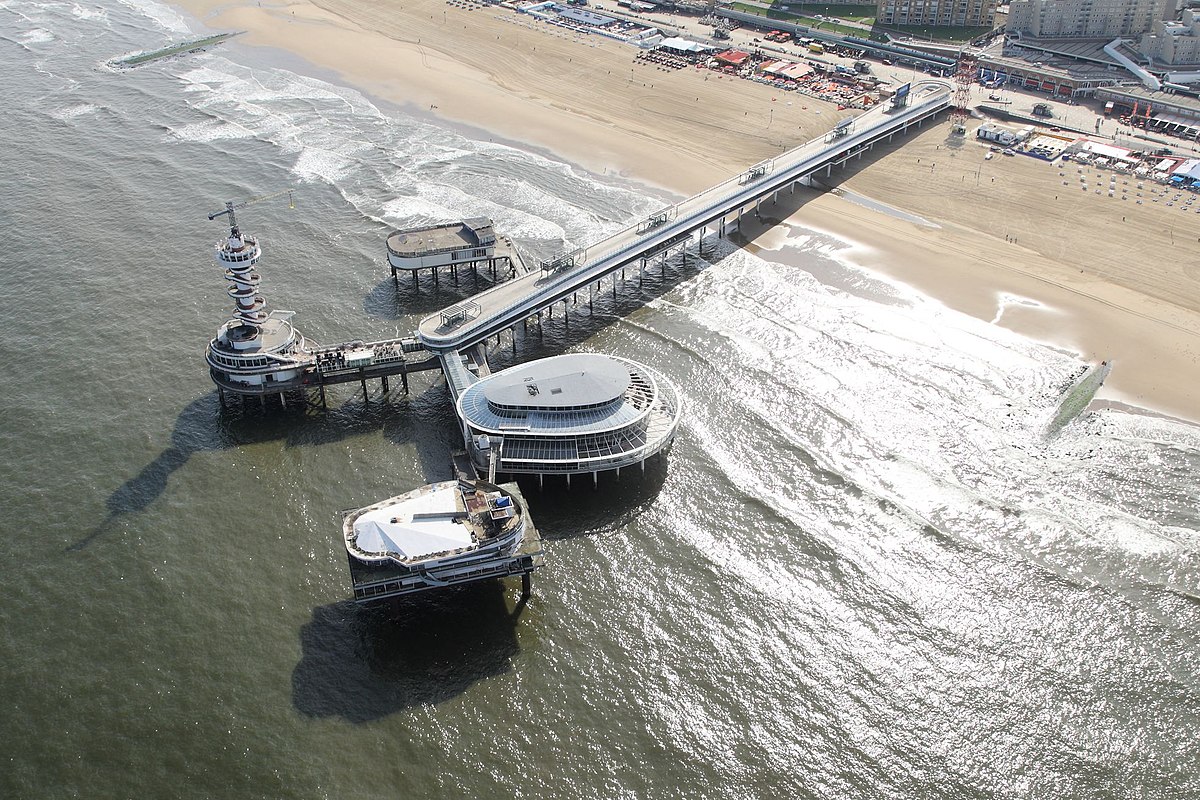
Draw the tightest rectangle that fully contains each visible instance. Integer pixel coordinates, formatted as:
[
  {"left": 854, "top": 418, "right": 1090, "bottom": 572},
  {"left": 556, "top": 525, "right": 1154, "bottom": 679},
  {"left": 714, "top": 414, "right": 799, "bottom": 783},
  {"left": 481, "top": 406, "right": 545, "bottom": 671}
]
[{"left": 950, "top": 53, "right": 977, "bottom": 132}]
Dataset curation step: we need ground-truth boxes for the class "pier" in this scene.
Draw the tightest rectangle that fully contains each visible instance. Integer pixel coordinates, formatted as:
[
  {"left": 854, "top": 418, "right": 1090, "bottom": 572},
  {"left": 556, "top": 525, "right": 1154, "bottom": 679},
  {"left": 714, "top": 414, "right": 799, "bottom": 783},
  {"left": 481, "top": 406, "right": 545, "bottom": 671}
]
[
  {"left": 208, "top": 80, "right": 950, "bottom": 409},
  {"left": 201, "top": 81, "right": 953, "bottom": 599},
  {"left": 416, "top": 80, "right": 953, "bottom": 356},
  {"left": 409, "top": 79, "right": 950, "bottom": 479}
]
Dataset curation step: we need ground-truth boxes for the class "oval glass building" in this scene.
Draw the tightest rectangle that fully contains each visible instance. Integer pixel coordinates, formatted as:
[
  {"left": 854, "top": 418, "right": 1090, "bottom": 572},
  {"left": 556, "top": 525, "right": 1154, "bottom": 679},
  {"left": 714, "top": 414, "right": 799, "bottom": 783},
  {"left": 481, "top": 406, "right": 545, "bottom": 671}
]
[{"left": 456, "top": 353, "right": 681, "bottom": 481}]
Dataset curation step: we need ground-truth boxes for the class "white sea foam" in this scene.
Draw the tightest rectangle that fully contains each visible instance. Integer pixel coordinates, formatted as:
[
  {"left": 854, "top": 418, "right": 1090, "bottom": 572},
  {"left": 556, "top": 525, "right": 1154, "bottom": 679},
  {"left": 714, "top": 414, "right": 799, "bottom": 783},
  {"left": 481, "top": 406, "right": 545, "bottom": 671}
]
[
  {"left": 18, "top": 27, "right": 53, "bottom": 44},
  {"left": 112, "top": 0, "right": 189, "bottom": 34},
  {"left": 167, "top": 117, "right": 253, "bottom": 143},
  {"left": 991, "top": 291, "right": 1053, "bottom": 324},
  {"left": 171, "top": 54, "right": 652, "bottom": 252},
  {"left": 412, "top": 181, "right": 572, "bottom": 242},
  {"left": 70, "top": 3, "right": 107, "bottom": 22},
  {"left": 49, "top": 102, "right": 99, "bottom": 121},
  {"left": 657, "top": 239, "right": 1198, "bottom": 577},
  {"left": 376, "top": 195, "right": 456, "bottom": 226}
]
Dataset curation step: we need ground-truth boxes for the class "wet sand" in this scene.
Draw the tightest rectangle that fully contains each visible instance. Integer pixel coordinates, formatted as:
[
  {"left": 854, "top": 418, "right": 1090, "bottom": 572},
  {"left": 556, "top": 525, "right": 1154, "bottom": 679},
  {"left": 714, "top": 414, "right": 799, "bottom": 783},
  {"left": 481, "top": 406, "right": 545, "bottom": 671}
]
[{"left": 175, "top": 0, "right": 1200, "bottom": 422}]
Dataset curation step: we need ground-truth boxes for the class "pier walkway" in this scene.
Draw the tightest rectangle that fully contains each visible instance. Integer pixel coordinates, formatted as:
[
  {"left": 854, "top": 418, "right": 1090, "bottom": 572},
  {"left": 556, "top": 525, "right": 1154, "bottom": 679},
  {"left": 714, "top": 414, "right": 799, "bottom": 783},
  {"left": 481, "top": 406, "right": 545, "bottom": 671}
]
[
  {"left": 308, "top": 336, "right": 442, "bottom": 391},
  {"left": 417, "top": 80, "right": 953, "bottom": 354},
  {"left": 210, "top": 334, "right": 442, "bottom": 401}
]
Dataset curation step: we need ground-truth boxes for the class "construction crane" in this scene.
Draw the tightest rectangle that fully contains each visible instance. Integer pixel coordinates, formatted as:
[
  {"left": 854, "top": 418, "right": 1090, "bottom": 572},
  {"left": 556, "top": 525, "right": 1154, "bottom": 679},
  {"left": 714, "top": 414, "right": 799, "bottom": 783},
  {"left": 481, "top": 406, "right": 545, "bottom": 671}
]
[
  {"left": 207, "top": 188, "right": 296, "bottom": 234},
  {"left": 950, "top": 52, "right": 977, "bottom": 135}
]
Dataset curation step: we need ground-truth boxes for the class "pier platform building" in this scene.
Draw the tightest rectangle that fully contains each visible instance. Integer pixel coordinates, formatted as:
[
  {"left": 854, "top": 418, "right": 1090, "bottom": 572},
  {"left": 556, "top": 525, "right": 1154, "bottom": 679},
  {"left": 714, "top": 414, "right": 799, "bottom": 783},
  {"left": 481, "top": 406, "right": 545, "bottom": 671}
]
[
  {"left": 207, "top": 311, "right": 312, "bottom": 392},
  {"left": 343, "top": 478, "right": 543, "bottom": 602},
  {"left": 386, "top": 217, "right": 496, "bottom": 270},
  {"left": 456, "top": 353, "right": 682, "bottom": 486},
  {"left": 386, "top": 217, "right": 527, "bottom": 282}
]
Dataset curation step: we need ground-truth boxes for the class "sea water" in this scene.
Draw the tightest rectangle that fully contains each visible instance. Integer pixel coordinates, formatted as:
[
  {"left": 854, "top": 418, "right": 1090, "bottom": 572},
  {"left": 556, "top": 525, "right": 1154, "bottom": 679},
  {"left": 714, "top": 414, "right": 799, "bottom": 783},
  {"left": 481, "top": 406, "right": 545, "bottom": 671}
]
[{"left": 1, "top": 2, "right": 1197, "bottom": 797}]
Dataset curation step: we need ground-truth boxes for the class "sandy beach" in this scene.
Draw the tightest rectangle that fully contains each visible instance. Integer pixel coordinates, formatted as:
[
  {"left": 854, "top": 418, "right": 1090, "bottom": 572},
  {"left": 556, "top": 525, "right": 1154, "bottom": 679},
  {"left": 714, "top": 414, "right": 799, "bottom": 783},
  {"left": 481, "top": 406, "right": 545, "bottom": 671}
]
[{"left": 176, "top": 0, "right": 1200, "bottom": 421}]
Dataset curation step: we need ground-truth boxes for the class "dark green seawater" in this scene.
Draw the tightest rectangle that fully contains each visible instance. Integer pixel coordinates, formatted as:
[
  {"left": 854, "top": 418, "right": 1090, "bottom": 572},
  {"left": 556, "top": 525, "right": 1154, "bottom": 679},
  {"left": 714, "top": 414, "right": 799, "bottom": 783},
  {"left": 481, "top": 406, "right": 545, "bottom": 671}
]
[{"left": 2, "top": 3, "right": 1198, "bottom": 798}]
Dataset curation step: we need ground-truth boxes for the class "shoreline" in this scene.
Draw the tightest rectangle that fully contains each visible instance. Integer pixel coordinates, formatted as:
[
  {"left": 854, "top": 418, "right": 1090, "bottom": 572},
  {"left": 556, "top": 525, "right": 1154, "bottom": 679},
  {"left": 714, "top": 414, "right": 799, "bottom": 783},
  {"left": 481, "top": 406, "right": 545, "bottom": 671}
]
[{"left": 172, "top": 0, "right": 1200, "bottom": 424}]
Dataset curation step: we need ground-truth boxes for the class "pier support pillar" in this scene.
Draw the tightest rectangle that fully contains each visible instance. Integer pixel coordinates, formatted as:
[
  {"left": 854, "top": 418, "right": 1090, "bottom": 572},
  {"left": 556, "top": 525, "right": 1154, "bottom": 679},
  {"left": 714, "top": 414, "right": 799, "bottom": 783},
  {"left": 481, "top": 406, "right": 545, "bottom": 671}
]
[
  {"left": 592, "top": 471, "right": 598, "bottom": 490},
  {"left": 319, "top": 384, "right": 327, "bottom": 409},
  {"left": 432, "top": 267, "right": 439, "bottom": 286},
  {"left": 217, "top": 387, "right": 226, "bottom": 409},
  {"left": 381, "top": 375, "right": 389, "bottom": 393},
  {"left": 538, "top": 473, "right": 544, "bottom": 491},
  {"left": 521, "top": 571, "right": 532, "bottom": 600},
  {"left": 511, "top": 326, "right": 517, "bottom": 353},
  {"left": 566, "top": 473, "right": 571, "bottom": 489},
  {"left": 360, "top": 377, "right": 368, "bottom": 399},
  {"left": 401, "top": 371, "right": 409, "bottom": 394},
  {"left": 640, "top": 458, "right": 645, "bottom": 476}
]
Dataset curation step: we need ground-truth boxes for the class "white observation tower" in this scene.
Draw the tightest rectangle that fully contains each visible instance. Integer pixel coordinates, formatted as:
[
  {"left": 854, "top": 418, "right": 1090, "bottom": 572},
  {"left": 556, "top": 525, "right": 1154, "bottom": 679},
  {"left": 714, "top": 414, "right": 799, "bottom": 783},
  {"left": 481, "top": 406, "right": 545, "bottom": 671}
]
[{"left": 204, "top": 201, "right": 313, "bottom": 396}]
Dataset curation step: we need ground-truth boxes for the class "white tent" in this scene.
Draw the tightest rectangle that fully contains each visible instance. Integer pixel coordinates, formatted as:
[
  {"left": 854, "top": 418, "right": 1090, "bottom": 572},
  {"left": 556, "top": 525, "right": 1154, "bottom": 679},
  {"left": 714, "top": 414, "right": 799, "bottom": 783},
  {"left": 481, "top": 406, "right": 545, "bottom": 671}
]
[
  {"left": 1171, "top": 159, "right": 1200, "bottom": 181},
  {"left": 352, "top": 487, "right": 474, "bottom": 560},
  {"left": 658, "top": 37, "right": 711, "bottom": 54}
]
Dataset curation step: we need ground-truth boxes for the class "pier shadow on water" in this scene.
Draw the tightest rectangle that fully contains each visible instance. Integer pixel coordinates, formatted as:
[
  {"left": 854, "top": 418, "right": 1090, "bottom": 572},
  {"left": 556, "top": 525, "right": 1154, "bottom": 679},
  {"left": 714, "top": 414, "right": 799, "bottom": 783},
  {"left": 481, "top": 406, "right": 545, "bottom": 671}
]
[
  {"left": 70, "top": 381, "right": 455, "bottom": 552},
  {"left": 292, "top": 582, "right": 524, "bottom": 722},
  {"left": 514, "top": 454, "right": 671, "bottom": 541},
  {"left": 363, "top": 263, "right": 511, "bottom": 320}
]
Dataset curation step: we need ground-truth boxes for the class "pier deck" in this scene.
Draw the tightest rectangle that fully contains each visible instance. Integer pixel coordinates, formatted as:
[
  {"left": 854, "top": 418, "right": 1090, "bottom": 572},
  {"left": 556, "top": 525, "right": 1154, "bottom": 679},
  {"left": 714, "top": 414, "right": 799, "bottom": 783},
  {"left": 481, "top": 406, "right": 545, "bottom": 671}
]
[
  {"left": 416, "top": 81, "right": 952, "bottom": 353},
  {"left": 211, "top": 335, "right": 442, "bottom": 397}
]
